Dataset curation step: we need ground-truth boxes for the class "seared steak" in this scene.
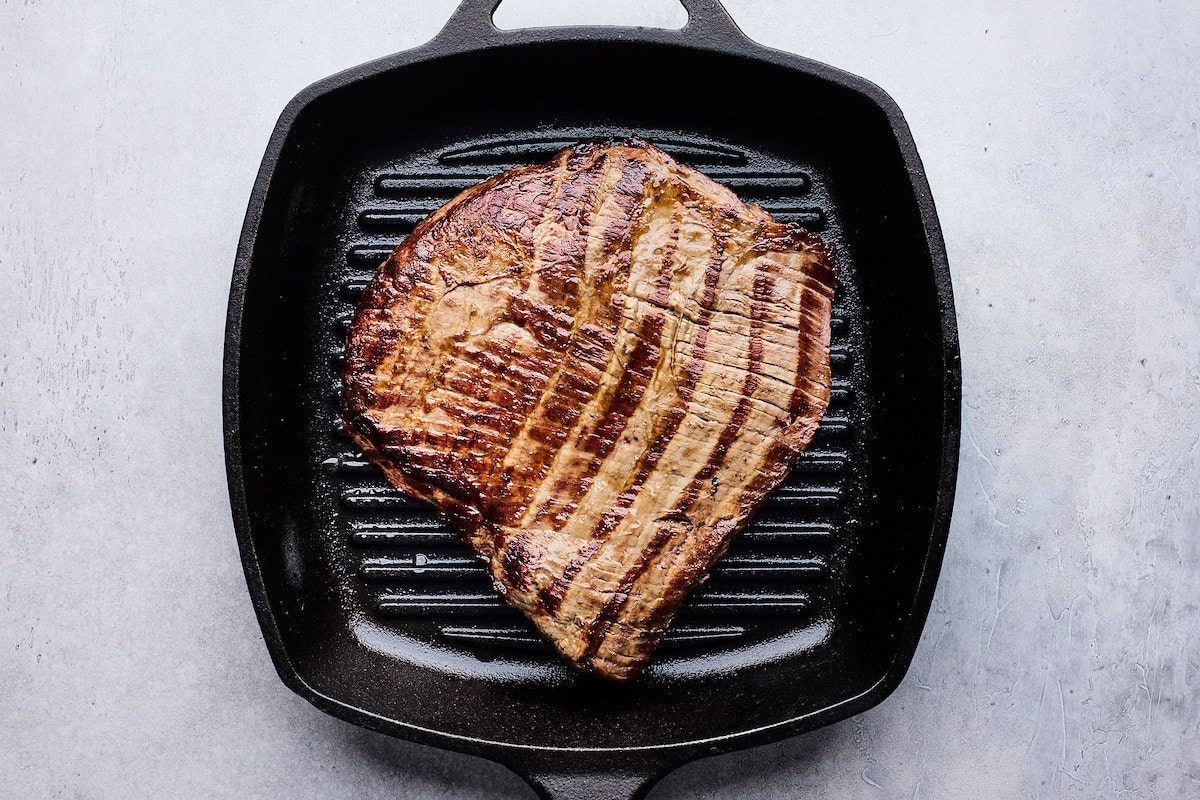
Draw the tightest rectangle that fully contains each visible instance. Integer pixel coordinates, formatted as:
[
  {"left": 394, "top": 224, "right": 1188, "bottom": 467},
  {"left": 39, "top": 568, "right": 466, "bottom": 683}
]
[{"left": 342, "top": 140, "right": 836, "bottom": 680}]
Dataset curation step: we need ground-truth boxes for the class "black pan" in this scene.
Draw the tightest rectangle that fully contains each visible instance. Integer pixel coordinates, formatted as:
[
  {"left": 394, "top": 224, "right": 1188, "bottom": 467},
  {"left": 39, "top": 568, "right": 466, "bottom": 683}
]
[{"left": 224, "top": 1, "right": 960, "bottom": 797}]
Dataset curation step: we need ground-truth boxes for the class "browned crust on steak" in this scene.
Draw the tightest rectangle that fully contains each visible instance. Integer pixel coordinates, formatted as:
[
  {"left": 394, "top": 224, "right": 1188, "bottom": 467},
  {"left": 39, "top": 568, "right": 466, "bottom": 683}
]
[{"left": 342, "top": 139, "right": 836, "bottom": 680}]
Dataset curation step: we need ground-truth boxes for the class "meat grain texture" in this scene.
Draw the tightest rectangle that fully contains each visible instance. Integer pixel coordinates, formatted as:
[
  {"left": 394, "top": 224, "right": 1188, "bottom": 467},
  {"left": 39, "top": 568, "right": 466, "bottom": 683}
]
[{"left": 343, "top": 140, "right": 836, "bottom": 680}]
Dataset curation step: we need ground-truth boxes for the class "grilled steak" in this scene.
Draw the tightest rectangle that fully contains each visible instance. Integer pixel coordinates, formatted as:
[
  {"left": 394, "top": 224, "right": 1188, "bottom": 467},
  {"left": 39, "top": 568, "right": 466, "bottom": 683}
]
[{"left": 342, "top": 139, "right": 836, "bottom": 680}]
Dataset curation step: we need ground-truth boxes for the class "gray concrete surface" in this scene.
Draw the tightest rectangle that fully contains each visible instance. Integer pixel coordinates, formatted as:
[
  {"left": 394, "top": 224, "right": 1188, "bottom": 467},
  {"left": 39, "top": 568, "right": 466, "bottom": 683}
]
[{"left": 2, "top": 0, "right": 1198, "bottom": 797}]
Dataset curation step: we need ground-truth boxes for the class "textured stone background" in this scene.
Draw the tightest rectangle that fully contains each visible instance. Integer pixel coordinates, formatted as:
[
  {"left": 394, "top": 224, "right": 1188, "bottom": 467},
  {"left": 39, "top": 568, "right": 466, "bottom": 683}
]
[{"left": 2, "top": 1, "right": 1197, "bottom": 797}]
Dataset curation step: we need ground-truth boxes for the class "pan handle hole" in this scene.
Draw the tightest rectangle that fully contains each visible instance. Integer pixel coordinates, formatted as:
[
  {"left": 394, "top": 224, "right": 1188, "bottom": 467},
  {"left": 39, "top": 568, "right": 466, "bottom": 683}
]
[{"left": 492, "top": 0, "right": 688, "bottom": 31}]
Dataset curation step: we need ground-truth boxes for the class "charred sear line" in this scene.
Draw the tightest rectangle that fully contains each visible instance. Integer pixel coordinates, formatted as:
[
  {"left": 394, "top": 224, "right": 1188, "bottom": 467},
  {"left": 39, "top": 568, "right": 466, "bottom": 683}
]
[{"left": 342, "top": 140, "right": 835, "bottom": 681}]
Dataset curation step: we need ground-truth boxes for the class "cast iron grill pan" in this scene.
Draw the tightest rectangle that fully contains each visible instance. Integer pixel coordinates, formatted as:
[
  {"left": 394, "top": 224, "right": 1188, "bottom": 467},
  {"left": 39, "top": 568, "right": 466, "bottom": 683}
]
[{"left": 225, "top": 2, "right": 960, "bottom": 797}]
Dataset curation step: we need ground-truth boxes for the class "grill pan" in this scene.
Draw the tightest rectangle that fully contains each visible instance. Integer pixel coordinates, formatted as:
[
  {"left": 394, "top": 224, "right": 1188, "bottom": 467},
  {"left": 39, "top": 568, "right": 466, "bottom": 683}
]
[{"left": 224, "top": 1, "right": 960, "bottom": 797}]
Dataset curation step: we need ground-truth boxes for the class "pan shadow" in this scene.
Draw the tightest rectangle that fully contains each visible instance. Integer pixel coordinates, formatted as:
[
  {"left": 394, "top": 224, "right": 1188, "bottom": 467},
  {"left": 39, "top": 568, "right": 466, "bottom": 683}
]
[
  {"left": 648, "top": 719, "right": 854, "bottom": 799},
  {"left": 319, "top": 711, "right": 534, "bottom": 799},
  {"left": 325, "top": 696, "right": 858, "bottom": 799}
]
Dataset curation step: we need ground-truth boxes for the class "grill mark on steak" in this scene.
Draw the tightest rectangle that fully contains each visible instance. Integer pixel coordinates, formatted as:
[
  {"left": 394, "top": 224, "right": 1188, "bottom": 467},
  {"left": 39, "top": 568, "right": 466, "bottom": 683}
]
[
  {"left": 480, "top": 154, "right": 614, "bottom": 589},
  {"left": 789, "top": 279, "right": 834, "bottom": 420},
  {"left": 520, "top": 160, "right": 663, "bottom": 532},
  {"left": 568, "top": 216, "right": 680, "bottom": 472},
  {"left": 412, "top": 165, "right": 577, "bottom": 534},
  {"left": 539, "top": 538, "right": 604, "bottom": 614},
  {"left": 376, "top": 168, "right": 569, "bottom": 503},
  {"left": 578, "top": 521, "right": 681, "bottom": 670},
  {"left": 483, "top": 152, "right": 611, "bottom": 528},
  {"left": 575, "top": 244, "right": 748, "bottom": 668},
  {"left": 490, "top": 156, "right": 646, "bottom": 511},
  {"left": 669, "top": 257, "right": 772, "bottom": 517},
  {"left": 342, "top": 140, "right": 836, "bottom": 680},
  {"left": 405, "top": 171, "right": 555, "bottom": 417},
  {"left": 587, "top": 258, "right": 792, "bottom": 656},
  {"left": 351, "top": 161, "right": 573, "bottom": 555},
  {"left": 538, "top": 237, "right": 728, "bottom": 616},
  {"left": 642, "top": 254, "right": 836, "bottom": 617},
  {"left": 531, "top": 223, "right": 683, "bottom": 606},
  {"left": 520, "top": 203, "right": 681, "bottom": 532},
  {"left": 575, "top": 246, "right": 772, "bottom": 668}
]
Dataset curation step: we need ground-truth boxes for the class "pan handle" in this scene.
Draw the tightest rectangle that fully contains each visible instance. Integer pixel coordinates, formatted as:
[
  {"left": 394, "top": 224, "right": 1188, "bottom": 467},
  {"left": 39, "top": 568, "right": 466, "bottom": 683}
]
[
  {"left": 504, "top": 753, "right": 671, "bottom": 800},
  {"left": 432, "top": 0, "right": 749, "bottom": 46},
  {"left": 523, "top": 771, "right": 659, "bottom": 800}
]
